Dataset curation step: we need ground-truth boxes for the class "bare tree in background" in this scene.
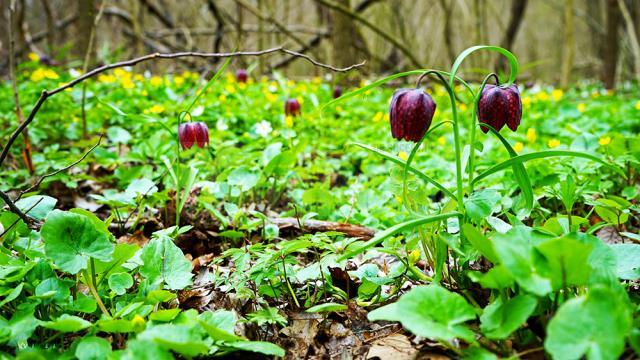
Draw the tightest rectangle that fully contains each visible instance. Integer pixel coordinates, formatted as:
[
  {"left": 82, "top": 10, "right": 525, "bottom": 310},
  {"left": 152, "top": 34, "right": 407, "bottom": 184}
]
[
  {"left": 601, "top": 0, "right": 621, "bottom": 89},
  {"left": 331, "top": 0, "right": 358, "bottom": 70},
  {"left": 497, "top": 0, "right": 528, "bottom": 73},
  {"left": 439, "top": 0, "right": 455, "bottom": 64},
  {"left": 76, "top": 0, "right": 96, "bottom": 65},
  {"left": 560, "top": 0, "right": 574, "bottom": 88}
]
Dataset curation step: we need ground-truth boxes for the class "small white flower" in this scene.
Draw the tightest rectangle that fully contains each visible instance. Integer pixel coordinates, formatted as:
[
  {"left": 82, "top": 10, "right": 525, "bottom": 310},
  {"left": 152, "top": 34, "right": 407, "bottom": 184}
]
[
  {"left": 216, "top": 119, "right": 228, "bottom": 131},
  {"left": 68, "top": 68, "right": 81, "bottom": 77},
  {"left": 268, "top": 85, "right": 278, "bottom": 93},
  {"left": 255, "top": 120, "right": 273, "bottom": 138},
  {"left": 191, "top": 106, "right": 205, "bottom": 117}
]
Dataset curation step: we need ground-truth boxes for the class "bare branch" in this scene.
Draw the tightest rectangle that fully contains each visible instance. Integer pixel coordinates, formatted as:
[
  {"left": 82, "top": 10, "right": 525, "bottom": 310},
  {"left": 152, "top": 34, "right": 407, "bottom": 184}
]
[
  {"left": 0, "top": 47, "right": 364, "bottom": 224},
  {"left": 7, "top": 1, "right": 34, "bottom": 174},
  {"left": 314, "top": 0, "right": 422, "bottom": 67},
  {"left": 16, "top": 134, "right": 104, "bottom": 201}
]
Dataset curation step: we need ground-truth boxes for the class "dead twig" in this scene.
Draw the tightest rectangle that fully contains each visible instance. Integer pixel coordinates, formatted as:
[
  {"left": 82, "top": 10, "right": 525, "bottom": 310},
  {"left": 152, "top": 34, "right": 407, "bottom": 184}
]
[
  {"left": 16, "top": 134, "right": 104, "bottom": 201},
  {"left": 7, "top": 1, "right": 34, "bottom": 174},
  {"left": 0, "top": 47, "right": 363, "bottom": 224}
]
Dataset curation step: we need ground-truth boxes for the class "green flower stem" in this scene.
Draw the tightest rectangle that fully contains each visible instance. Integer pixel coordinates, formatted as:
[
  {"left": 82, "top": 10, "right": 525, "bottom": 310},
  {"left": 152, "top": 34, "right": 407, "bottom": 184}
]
[
  {"left": 85, "top": 260, "right": 110, "bottom": 317},
  {"left": 468, "top": 73, "right": 499, "bottom": 193}
]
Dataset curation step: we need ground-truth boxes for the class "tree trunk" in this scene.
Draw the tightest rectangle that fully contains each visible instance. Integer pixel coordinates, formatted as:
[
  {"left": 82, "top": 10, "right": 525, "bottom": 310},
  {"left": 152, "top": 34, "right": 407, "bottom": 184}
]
[
  {"left": 76, "top": 0, "right": 96, "bottom": 64},
  {"left": 497, "top": 0, "right": 528, "bottom": 72},
  {"left": 439, "top": 0, "right": 455, "bottom": 64},
  {"left": 618, "top": 0, "right": 640, "bottom": 82},
  {"left": 601, "top": 0, "right": 621, "bottom": 89},
  {"left": 560, "top": 0, "right": 574, "bottom": 88},
  {"left": 331, "top": 0, "right": 357, "bottom": 69}
]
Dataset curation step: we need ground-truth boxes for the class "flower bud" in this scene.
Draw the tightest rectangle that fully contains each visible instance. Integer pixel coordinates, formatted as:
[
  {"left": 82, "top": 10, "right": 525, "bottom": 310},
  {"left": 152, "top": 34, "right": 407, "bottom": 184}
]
[
  {"left": 333, "top": 86, "right": 342, "bottom": 99},
  {"left": 389, "top": 88, "right": 436, "bottom": 142},
  {"left": 178, "top": 122, "right": 209, "bottom": 149},
  {"left": 284, "top": 98, "right": 301, "bottom": 117},
  {"left": 477, "top": 84, "right": 522, "bottom": 133},
  {"left": 236, "top": 69, "right": 248, "bottom": 83}
]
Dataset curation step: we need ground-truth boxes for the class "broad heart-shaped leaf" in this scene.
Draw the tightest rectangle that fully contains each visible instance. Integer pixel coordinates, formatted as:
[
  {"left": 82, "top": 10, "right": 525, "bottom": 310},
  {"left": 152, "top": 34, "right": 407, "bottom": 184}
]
[
  {"left": 15, "top": 195, "right": 57, "bottom": 220},
  {"left": 108, "top": 272, "right": 134, "bottom": 295},
  {"left": 609, "top": 244, "right": 640, "bottom": 280},
  {"left": 225, "top": 341, "right": 285, "bottom": 357},
  {"left": 545, "top": 286, "right": 632, "bottom": 360},
  {"left": 139, "top": 235, "right": 192, "bottom": 290},
  {"left": 75, "top": 336, "right": 112, "bottom": 360},
  {"left": 41, "top": 210, "right": 114, "bottom": 274},
  {"left": 492, "top": 226, "right": 553, "bottom": 296},
  {"left": 464, "top": 189, "right": 501, "bottom": 222},
  {"left": 119, "top": 339, "right": 173, "bottom": 360},
  {"left": 41, "top": 314, "right": 92, "bottom": 332},
  {"left": 368, "top": 285, "right": 477, "bottom": 342},
  {"left": 137, "top": 324, "right": 211, "bottom": 357},
  {"left": 534, "top": 235, "right": 593, "bottom": 290},
  {"left": 480, "top": 295, "right": 537, "bottom": 339}
]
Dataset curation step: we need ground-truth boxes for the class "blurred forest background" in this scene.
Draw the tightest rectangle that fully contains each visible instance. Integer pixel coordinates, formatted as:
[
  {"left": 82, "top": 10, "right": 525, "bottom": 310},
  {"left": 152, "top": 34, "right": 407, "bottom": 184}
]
[{"left": 1, "top": 0, "right": 640, "bottom": 88}]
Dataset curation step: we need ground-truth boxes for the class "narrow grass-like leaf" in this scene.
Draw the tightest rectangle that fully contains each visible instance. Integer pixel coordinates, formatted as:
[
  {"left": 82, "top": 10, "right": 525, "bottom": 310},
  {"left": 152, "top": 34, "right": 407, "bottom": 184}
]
[
  {"left": 473, "top": 151, "right": 626, "bottom": 185},
  {"left": 450, "top": 46, "right": 518, "bottom": 86},
  {"left": 338, "top": 213, "right": 459, "bottom": 261},
  {"left": 351, "top": 142, "right": 457, "bottom": 201},
  {"left": 485, "top": 126, "right": 533, "bottom": 211}
]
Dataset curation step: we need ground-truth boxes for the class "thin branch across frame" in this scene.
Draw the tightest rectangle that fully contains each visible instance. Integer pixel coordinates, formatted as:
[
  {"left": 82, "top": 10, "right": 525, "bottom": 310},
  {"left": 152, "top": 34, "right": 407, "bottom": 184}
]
[{"left": 0, "top": 47, "right": 364, "bottom": 224}]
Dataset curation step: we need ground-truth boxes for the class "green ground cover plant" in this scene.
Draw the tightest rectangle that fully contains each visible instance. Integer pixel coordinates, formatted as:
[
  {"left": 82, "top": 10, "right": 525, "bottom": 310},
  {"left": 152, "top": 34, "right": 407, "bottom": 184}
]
[{"left": 1, "top": 45, "right": 640, "bottom": 359}]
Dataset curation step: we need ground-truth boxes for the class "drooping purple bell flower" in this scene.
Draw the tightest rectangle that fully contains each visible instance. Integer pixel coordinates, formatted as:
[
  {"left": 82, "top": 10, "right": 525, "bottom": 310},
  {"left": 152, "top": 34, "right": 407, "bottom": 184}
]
[
  {"left": 178, "top": 122, "right": 209, "bottom": 149},
  {"left": 236, "top": 69, "right": 248, "bottom": 83},
  {"left": 389, "top": 88, "right": 436, "bottom": 142},
  {"left": 284, "top": 98, "right": 301, "bottom": 117},
  {"left": 333, "top": 86, "right": 342, "bottom": 99},
  {"left": 477, "top": 84, "right": 522, "bottom": 133}
]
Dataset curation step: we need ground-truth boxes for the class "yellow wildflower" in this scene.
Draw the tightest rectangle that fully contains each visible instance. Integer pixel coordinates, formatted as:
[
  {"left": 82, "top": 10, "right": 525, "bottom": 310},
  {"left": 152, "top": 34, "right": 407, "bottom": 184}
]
[
  {"left": 635, "top": 101, "right": 640, "bottom": 110},
  {"left": 372, "top": 112, "right": 383, "bottom": 122},
  {"left": 522, "top": 97, "right": 532, "bottom": 107},
  {"left": 548, "top": 139, "right": 560, "bottom": 148},
  {"left": 526, "top": 128, "right": 537, "bottom": 143},
  {"left": 219, "top": 94, "right": 227, "bottom": 102},
  {"left": 536, "top": 91, "right": 549, "bottom": 101},
  {"left": 336, "top": 106, "right": 343, "bottom": 113},
  {"left": 174, "top": 76, "right": 184, "bottom": 86},
  {"left": 285, "top": 116, "right": 294, "bottom": 128},
  {"left": 513, "top": 142, "right": 524, "bottom": 152},
  {"left": 577, "top": 103, "right": 586, "bottom": 113},
  {"left": 141, "top": 90, "right": 148, "bottom": 96},
  {"left": 148, "top": 104, "right": 165, "bottom": 114},
  {"left": 398, "top": 151, "right": 408, "bottom": 161},
  {"left": 225, "top": 84, "right": 236, "bottom": 94},
  {"left": 150, "top": 76, "right": 163, "bottom": 87},
  {"left": 551, "top": 89, "right": 563, "bottom": 101},
  {"left": 30, "top": 69, "right": 46, "bottom": 82},
  {"left": 97, "top": 74, "right": 115, "bottom": 83},
  {"left": 598, "top": 136, "right": 611, "bottom": 146},
  {"left": 591, "top": 91, "right": 600, "bottom": 98},
  {"left": 121, "top": 78, "right": 135, "bottom": 89},
  {"left": 238, "top": 82, "right": 246, "bottom": 90},
  {"left": 114, "top": 68, "right": 128, "bottom": 77},
  {"left": 265, "top": 92, "right": 277, "bottom": 103},
  {"left": 296, "top": 96, "right": 304, "bottom": 104},
  {"left": 395, "top": 196, "right": 403, "bottom": 204},
  {"left": 459, "top": 103, "right": 468, "bottom": 112},
  {"left": 606, "top": 89, "right": 614, "bottom": 96},
  {"left": 383, "top": 114, "right": 390, "bottom": 122},
  {"left": 437, "top": 136, "right": 446, "bottom": 146},
  {"left": 28, "top": 52, "right": 40, "bottom": 62},
  {"left": 182, "top": 70, "right": 192, "bottom": 79},
  {"left": 287, "top": 79, "right": 295, "bottom": 87},
  {"left": 312, "top": 76, "right": 322, "bottom": 84},
  {"left": 134, "top": 74, "right": 144, "bottom": 82}
]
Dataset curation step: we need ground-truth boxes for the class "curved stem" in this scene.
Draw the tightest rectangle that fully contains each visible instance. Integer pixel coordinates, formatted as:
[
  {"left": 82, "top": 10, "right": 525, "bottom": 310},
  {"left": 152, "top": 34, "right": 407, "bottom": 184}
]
[
  {"left": 402, "top": 120, "right": 452, "bottom": 214},
  {"left": 413, "top": 71, "right": 465, "bottom": 215},
  {"left": 468, "top": 73, "right": 500, "bottom": 193}
]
